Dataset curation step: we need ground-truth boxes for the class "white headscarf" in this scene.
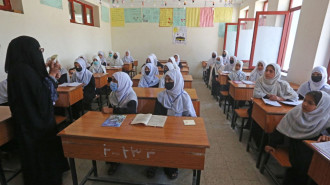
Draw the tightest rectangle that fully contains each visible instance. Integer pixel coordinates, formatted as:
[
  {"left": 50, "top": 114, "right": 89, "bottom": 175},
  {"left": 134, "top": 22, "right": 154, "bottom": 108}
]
[
  {"left": 90, "top": 55, "right": 106, "bottom": 73},
  {"left": 277, "top": 91, "right": 330, "bottom": 139},
  {"left": 146, "top": 55, "right": 159, "bottom": 75},
  {"left": 174, "top": 54, "right": 181, "bottom": 66},
  {"left": 0, "top": 79, "right": 8, "bottom": 104},
  {"left": 208, "top": 57, "right": 224, "bottom": 87},
  {"left": 109, "top": 72, "right": 138, "bottom": 109},
  {"left": 157, "top": 70, "right": 196, "bottom": 117},
  {"left": 222, "top": 50, "right": 230, "bottom": 65},
  {"left": 249, "top": 60, "right": 266, "bottom": 82},
  {"left": 159, "top": 62, "right": 175, "bottom": 88},
  {"left": 71, "top": 58, "right": 93, "bottom": 87},
  {"left": 138, "top": 63, "right": 160, "bottom": 87},
  {"left": 228, "top": 60, "right": 246, "bottom": 81},
  {"left": 79, "top": 55, "right": 91, "bottom": 68},
  {"left": 297, "top": 66, "right": 330, "bottom": 97},
  {"left": 46, "top": 57, "right": 70, "bottom": 83},
  {"left": 224, "top": 56, "right": 237, "bottom": 72},
  {"left": 207, "top": 51, "right": 218, "bottom": 68},
  {"left": 109, "top": 52, "right": 124, "bottom": 66},
  {"left": 150, "top": 53, "right": 159, "bottom": 66},
  {"left": 122, "top": 50, "right": 134, "bottom": 63},
  {"left": 169, "top": 57, "right": 180, "bottom": 72},
  {"left": 97, "top": 51, "right": 107, "bottom": 66},
  {"left": 253, "top": 63, "right": 298, "bottom": 101}
]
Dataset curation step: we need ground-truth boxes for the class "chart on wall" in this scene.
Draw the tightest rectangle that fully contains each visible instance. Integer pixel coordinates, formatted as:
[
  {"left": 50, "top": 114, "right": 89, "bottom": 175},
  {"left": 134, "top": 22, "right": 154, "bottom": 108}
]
[
  {"left": 101, "top": 6, "right": 110, "bottom": 22},
  {"left": 40, "top": 0, "right": 62, "bottom": 9},
  {"left": 173, "top": 26, "right": 187, "bottom": 45},
  {"left": 125, "top": 8, "right": 142, "bottom": 23},
  {"left": 142, "top": 8, "right": 160, "bottom": 23}
]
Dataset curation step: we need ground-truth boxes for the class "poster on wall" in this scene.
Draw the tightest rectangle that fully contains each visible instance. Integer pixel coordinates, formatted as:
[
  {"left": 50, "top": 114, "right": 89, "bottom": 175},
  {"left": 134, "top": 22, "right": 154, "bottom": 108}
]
[
  {"left": 124, "top": 8, "right": 142, "bottom": 23},
  {"left": 101, "top": 6, "right": 110, "bottom": 23},
  {"left": 40, "top": 0, "right": 62, "bottom": 9},
  {"left": 142, "top": 8, "right": 160, "bottom": 23},
  {"left": 173, "top": 8, "right": 186, "bottom": 26},
  {"left": 111, "top": 8, "right": 125, "bottom": 27},
  {"left": 173, "top": 26, "right": 187, "bottom": 45},
  {"left": 159, "top": 8, "right": 173, "bottom": 27}
]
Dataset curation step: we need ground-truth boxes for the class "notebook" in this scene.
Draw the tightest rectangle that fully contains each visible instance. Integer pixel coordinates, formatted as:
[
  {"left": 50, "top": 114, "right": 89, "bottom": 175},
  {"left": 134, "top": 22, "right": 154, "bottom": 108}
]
[
  {"left": 262, "top": 98, "right": 282, "bottom": 107},
  {"left": 311, "top": 141, "right": 330, "bottom": 159},
  {"left": 58, "top": 82, "right": 82, "bottom": 87},
  {"left": 183, "top": 120, "right": 196, "bottom": 126},
  {"left": 131, "top": 114, "right": 167, "bottom": 128},
  {"left": 242, "top": 80, "right": 255, "bottom": 85},
  {"left": 102, "top": 115, "right": 127, "bottom": 127},
  {"left": 280, "top": 100, "right": 303, "bottom": 106}
]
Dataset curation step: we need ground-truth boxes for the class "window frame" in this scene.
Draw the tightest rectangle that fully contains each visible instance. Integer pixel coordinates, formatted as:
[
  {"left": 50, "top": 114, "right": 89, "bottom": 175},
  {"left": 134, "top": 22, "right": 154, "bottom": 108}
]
[
  {"left": 234, "top": 18, "right": 255, "bottom": 64},
  {"left": 223, "top": 23, "right": 239, "bottom": 54},
  {"left": 263, "top": 0, "right": 268, "bottom": 11},
  {"left": 245, "top": 9, "right": 249, "bottom": 18},
  {"left": 69, "top": 0, "right": 94, "bottom": 26},
  {"left": 0, "top": 0, "right": 12, "bottom": 11}
]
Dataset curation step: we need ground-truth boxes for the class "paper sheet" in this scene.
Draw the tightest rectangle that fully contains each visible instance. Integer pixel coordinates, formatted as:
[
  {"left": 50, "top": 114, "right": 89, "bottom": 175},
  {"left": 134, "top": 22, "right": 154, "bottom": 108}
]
[
  {"left": 111, "top": 8, "right": 125, "bottom": 27},
  {"left": 142, "top": 8, "right": 160, "bottom": 23},
  {"left": 101, "top": 6, "right": 110, "bottom": 23},
  {"left": 147, "top": 115, "right": 167, "bottom": 127},
  {"left": 242, "top": 80, "right": 255, "bottom": 85},
  {"left": 173, "top": 26, "right": 187, "bottom": 44},
  {"left": 214, "top": 7, "right": 233, "bottom": 23},
  {"left": 312, "top": 141, "right": 330, "bottom": 159},
  {"left": 262, "top": 98, "right": 281, "bottom": 107},
  {"left": 199, "top": 7, "right": 214, "bottom": 27},
  {"left": 159, "top": 8, "right": 173, "bottom": 27},
  {"left": 173, "top": 8, "right": 186, "bottom": 26},
  {"left": 280, "top": 100, "right": 303, "bottom": 106},
  {"left": 184, "top": 120, "right": 196, "bottom": 126},
  {"left": 58, "top": 82, "right": 82, "bottom": 87},
  {"left": 124, "top": 8, "right": 142, "bottom": 23},
  {"left": 186, "top": 8, "right": 200, "bottom": 27}
]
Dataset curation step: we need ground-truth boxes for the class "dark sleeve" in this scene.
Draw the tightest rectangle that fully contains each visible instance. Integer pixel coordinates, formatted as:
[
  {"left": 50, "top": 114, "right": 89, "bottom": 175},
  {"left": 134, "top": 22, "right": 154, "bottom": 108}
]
[
  {"left": 299, "top": 94, "right": 304, "bottom": 100},
  {"left": 154, "top": 100, "right": 168, "bottom": 116},
  {"left": 178, "top": 62, "right": 183, "bottom": 69},
  {"left": 83, "top": 76, "right": 96, "bottom": 103},
  {"left": 57, "top": 74, "right": 68, "bottom": 84},
  {"left": 212, "top": 68, "right": 216, "bottom": 80},
  {"left": 151, "top": 83, "right": 159, "bottom": 88},
  {"left": 268, "top": 130, "right": 285, "bottom": 148},
  {"left": 113, "top": 100, "right": 137, "bottom": 114}
]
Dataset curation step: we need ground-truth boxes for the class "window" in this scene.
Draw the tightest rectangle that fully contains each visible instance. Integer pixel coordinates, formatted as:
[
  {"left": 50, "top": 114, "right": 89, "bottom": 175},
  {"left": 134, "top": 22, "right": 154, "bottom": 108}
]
[
  {"left": 0, "top": 0, "right": 12, "bottom": 11},
  {"left": 68, "top": 0, "right": 94, "bottom": 26},
  {"left": 245, "top": 9, "right": 249, "bottom": 18},
  {"left": 263, "top": 0, "right": 268, "bottom": 11}
]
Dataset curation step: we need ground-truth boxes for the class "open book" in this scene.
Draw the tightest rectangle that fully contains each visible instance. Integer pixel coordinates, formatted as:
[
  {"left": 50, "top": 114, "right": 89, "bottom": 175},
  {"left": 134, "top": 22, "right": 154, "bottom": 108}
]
[
  {"left": 280, "top": 100, "right": 303, "bottom": 106},
  {"left": 58, "top": 82, "right": 82, "bottom": 87},
  {"left": 131, "top": 114, "right": 167, "bottom": 128},
  {"left": 262, "top": 98, "right": 281, "bottom": 107},
  {"left": 242, "top": 80, "right": 255, "bottom": 85},
  {"left": 311, "top": 141, "right": 330, "bottom": 159}
]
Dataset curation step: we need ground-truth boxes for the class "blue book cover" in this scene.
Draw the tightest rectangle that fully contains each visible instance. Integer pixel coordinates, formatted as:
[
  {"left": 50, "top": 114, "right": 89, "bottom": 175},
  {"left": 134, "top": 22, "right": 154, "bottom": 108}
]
[{"left": 102, "top": 115, "right": 126, "bottom": 127}]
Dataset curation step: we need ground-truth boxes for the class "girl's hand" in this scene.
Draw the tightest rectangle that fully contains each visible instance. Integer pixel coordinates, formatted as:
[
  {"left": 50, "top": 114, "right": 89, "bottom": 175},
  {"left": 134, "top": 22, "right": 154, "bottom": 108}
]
[
  {"left": 102, "top": 107, "right": 113, "bottom": 114},
  {"left": 265, "top": 145, "right": 275, "bottom": 153},
  {"left": 317, "top": 135, "right": 330, "bottom": 142}
]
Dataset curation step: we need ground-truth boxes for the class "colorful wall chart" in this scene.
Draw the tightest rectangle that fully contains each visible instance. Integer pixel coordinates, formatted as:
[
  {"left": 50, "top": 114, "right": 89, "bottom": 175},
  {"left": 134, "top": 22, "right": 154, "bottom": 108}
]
[
  {"left": 142, "top": 8, "right": 160, "bottom": 23},
  {"left": 214, "top": 7, "right": 233, "bottom": 22},
  {"left": 186, "top": 8, "right": 200, "bottom": 27},
  {"left": 173, "top": 26, "right": 187, "bottom": 44},
  {"left": 159, "top": 8, "right": 173, "bottom": 27},
  {"left": 124, "top": 8, "right": 142, "bottom": 23},
  {"left": 200, "top": 7, "right": 214, "bottom": 27},
  {"left": 111, "top": 8, "right": 125, "bottom": 27},
  {"left": 218, "top": 23, "right": 226, "bottom": 37},
  {"left": 101, "top": 6, "right": 110, "bottom": 23},
  {"left": 173, "top": 8, "right": 186, "bottom": 27},
  {"left": 40, "top": 0, "right": 62, "bottom": 9}
]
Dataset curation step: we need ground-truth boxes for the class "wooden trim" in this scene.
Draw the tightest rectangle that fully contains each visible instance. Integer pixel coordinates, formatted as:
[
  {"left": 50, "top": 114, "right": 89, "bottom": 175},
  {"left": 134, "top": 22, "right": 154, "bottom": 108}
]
[
  {"left": 0, "top": 0, "right": 12, "bottom": 11},
  {"left": 69, "top": 0, "right": 94, "bottom": 26},
  {"left": 263, "top": 0, "right": 268, "bottom": 11},
  {"left": 245, "top": 9, "right": 249, "bottom": 18}
]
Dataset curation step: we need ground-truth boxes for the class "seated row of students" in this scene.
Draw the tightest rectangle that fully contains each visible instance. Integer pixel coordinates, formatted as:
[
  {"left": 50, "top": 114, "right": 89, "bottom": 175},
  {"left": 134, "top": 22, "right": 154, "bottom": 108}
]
[{"left": 104, "top": 70, "right": 196, "bottom": 179}]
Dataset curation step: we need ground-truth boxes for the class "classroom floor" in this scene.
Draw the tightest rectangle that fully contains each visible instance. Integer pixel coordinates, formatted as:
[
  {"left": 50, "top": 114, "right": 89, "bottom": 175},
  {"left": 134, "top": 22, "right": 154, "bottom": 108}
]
[{"left": 3, "top": 79, "right": 275, "bottom": 185}]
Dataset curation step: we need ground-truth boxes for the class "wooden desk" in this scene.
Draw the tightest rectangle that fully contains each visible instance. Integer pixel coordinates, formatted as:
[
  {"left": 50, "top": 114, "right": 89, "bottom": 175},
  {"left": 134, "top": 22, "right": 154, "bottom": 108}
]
[
  {"left": 243, "top": 67, "right": 253, "bottom": 72},
  {"left": 133, "top": 87, "right": 200, "bottom": 117},
  {"left": 93, "top": 73, "right": 108, "bottom": 89},
  {"left": 217, "top": 72, "right": 251, "bottom": 85},
  {"left": 249, "top": 98, "right": 295, "bottom": 168},
  {"left": 132, "top": 74, "right": 193, "bottom": 88},
  {"left": 158, "top": 66, "right": 189, "bottom": 75},
  {"left": 305, "top": 140, "right": 330, "bottom": 185},
  {"left": 58, "top": 111, "right": 210, "bottom": 185},
  {"left": 159, "top": 60, "right": 188, "bottom": 66},
  {"left": 55, "top": 84, "right": 84, "bottom": 122},
  {"left": 229, "top": 81, "right": 255, "bottom": 101},
  {"left": 289, "top": 82, "right": 300, "bottom": 91},
  {"left": 105, "top": 66, "right": 122, "bottom": 77},
  {"left": 0, "top": 106, "right": 12, "bottom": 147}
]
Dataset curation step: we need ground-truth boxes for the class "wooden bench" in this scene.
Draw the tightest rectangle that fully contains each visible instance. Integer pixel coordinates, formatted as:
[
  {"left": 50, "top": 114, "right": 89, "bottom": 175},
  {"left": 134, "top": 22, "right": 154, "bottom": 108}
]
[{"left": 232, "top": 108, "right": 249, "bottom": 142}]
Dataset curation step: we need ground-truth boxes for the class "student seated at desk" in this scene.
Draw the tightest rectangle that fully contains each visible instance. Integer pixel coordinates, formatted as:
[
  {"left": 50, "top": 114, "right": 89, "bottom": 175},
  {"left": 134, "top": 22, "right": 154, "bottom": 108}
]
[
  {"left": 138, "top": 63, "right": 160, "bottom": 88},
  {"left": 89, "top": 55, "right": 106, "bottom": 74},
  {"left": 71, "top": 58, "right": 96, "bottom": 118},
  {"left": 46, "top": 56, "right": 70, "bottom": 84},
  {"left": 249, "top": 60, "right": 265, "bottom": 82},
  {"left": 208, "top": 57, "right": 224, "bottom": 96},
  {"left": 173, "top": 54, "right": 183, "bottom": 69},
  {"left": 206, "top": 51, "right": 217, "bottom": 83},
  {"left": 141, "top": 56, "right": 160, "bottom": 75},
  {"left": 253, "top": 63, "right": 298, "bottom": 101},
  {"left": 79, "top": 55, "right": 91, "bottom": 69},
  {"left": 221, "top": 50, "right": 230, "bottom": 65},
  {"left": 0, "top": 79, "right": 8, "bottom": 106},
  {"left": 146, "top": 70, "right": 196, "bottom": 179},
  {"left": 159, "top": 62, "right": 175, "bottom": 88},
  {"left": 297, "top": 66, "right": 330, "bottom": 99},
  {"left": 228, "top": 60, "right": 246, "bottom": 81},
  {"left": 223, "top": 56, "right": 236, "bottom": 72},
  {"left": 150, "top": 53, "right": 163, "bottom": 67},
  {"left": 108, "top": 52, "right": 124, "bottom": 67},
  {"left": 103, "top": 72, "right": 138, "bottom": 175},
  {"left": 106, "top": 50, "right": 113, "bottom": 65},
  {"left": 97, "top": 51, "right": 107, "bottom": 66},
  {"left": 122, "top": 50, "right": 134, "bottom": 64},
  {"left": 265, "top": 91, "right": 330, "bottom": 185},
  {"left": 168, "top": 57, "right": 181, "bottom": 72}
]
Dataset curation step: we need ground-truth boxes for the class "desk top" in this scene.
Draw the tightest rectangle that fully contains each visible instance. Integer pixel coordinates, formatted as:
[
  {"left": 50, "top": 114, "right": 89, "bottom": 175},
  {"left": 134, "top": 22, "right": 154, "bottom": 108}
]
[
  {"left": 289, "top": 82, "right": 300, "bottom": 91},
  {"left": 253, "top": 98, "right": 295, "bottom": 115},
  {"left": 56, "top": 84, "right": 84, "bottom": 93},
  {"left": 229, "top": 81, "right": 255, "bottom": 89},
  {"left": 132, "top": 74, "right": 193, "bottom": 81},
  {"left": 105, "top": 66, "right": 122, "bottom": 69},
  {"left": 58, "top": 112, "right": 209, "bottom": 148},
  {"left": 133, "top": 87, "right": 198, "bottom": 100},
  {"left": 93, "top": 73, "right": 108, "bottom": 78},
  {"left": 0, "top": 106, "right": 11, "bottom": 123},
  {"left": 218, "top": 71, "right": 251, "bottom": 77},
  {"left": 159, "top": 60, "right": 187, "bottom": 64},
  {"left": 305, "top": 140, "right": 330, "bottom": 161}
]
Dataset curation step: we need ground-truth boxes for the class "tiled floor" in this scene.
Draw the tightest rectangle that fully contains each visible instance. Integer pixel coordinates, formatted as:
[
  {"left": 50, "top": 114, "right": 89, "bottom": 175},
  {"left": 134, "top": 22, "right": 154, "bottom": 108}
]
[{"left": 3, "top": 79, "right": 275, "bottom": 185}]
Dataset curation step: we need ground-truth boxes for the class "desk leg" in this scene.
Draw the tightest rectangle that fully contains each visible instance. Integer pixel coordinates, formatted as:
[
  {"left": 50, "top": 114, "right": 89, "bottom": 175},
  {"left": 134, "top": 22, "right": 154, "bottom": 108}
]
[
  {"left": 0, "top": 159, "right": 7, "bottom": 185},
  {"left": 68, "top": 106, "right": 73, "bottom": 123},
  {"left": 196, "top": 170, "right": 201, "bottom": 185},
  {"left": 92, "top": 160, "right": 98, "bottom": 177},
  {"left": 231, "top": 100, "right": 237, "bottom": 129},
  {"left": 256, "top": 132, "right": 266, "bottom": 168},
  {"left": 246, "top": 119, "right": 254, "bottom": 152},
  {"left": 69, "top": 158, "right": 78, "bottom": 185}
]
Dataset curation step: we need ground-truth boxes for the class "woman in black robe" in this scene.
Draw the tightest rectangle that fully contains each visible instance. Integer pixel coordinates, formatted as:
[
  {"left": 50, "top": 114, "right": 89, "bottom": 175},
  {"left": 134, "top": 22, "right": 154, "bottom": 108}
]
[{"left": 5, "top": 36, "right": 69, "bottom": 185}]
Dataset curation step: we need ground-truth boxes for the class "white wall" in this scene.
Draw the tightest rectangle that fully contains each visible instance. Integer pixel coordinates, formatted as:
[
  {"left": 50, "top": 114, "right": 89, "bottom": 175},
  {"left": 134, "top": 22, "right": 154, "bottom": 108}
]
[
  {"left": 111, "top": 5, "right": 239, "bottom": 78},
  {"left": 0, "top": 0, "right": 112, "bottom": 81}
]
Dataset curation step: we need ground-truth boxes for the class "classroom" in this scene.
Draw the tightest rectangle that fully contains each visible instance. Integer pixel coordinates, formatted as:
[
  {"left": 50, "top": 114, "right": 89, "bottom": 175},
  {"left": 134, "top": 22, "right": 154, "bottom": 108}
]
[{"left": 0, "top": 0, "right": 329, "bottom": 185}]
